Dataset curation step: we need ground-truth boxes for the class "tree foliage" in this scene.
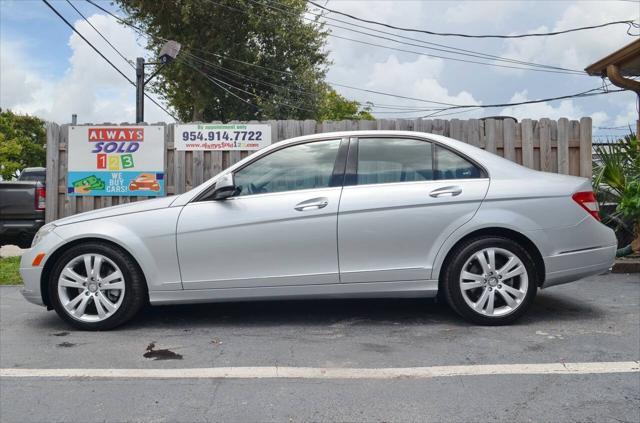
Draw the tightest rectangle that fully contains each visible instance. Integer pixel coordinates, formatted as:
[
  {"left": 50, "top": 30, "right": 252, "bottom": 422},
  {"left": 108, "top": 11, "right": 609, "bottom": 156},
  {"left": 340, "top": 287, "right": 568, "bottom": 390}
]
[
  {"left": 317, "top": 88, "right": 374, "bottom": 121},
  {"left": 0, "top": 110, "right": 46, "bottom": 180},
  {"left": 117, "top": 0, "right": 333, "bottom": 122}
]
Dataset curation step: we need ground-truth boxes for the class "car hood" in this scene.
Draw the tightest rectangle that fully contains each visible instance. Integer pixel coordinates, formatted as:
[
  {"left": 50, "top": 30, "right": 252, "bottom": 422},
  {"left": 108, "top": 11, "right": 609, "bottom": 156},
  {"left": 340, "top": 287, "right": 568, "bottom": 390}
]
[{"left": 52, "top": 196, "right": 177, "bottom": 226}]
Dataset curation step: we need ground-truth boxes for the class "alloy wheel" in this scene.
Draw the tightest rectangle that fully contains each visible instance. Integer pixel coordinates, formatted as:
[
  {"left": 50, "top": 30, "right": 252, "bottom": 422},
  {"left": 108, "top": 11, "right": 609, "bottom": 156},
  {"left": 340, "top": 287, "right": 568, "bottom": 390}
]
[
  {"left": 57, "top": 253, "right": 126, "bottom": 322},
  {"left": 458, "top": 247, "right": 529, "bottom": 317}
]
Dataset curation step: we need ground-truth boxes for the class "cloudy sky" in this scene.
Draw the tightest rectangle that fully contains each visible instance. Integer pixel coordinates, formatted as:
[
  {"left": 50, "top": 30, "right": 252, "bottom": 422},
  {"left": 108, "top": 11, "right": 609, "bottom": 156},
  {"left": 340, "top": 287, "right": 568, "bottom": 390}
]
[{"left": 1, "top": 0, "right": 638, "bottom": 139}]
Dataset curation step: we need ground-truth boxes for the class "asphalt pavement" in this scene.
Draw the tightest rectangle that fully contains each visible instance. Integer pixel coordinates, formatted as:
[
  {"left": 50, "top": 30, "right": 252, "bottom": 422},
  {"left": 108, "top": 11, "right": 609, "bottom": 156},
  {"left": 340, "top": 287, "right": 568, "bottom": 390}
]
[{"left": 1, "top": 273, "right": 638, "bottom": 422}]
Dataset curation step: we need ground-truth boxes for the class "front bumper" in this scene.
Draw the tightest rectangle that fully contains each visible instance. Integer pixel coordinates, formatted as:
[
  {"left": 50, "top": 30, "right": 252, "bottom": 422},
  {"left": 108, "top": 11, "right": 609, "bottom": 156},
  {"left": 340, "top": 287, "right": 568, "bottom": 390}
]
[{"left": 19, "top": 230, "right": 64, "bottom": 307}]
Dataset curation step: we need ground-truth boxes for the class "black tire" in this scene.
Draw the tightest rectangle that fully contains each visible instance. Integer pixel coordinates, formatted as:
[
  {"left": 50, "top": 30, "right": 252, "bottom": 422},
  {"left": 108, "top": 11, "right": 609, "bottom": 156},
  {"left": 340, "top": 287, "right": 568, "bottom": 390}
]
[
  {"left": 441, "top": 236, "right": 538, "bottom": 325},
  {"left": 49, "top": 242, "right": 146, "bottom": 330}
]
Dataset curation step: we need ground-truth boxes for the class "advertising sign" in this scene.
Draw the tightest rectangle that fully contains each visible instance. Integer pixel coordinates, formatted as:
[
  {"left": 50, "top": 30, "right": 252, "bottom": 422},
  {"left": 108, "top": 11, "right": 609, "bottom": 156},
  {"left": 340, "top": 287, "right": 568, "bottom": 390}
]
[
  {"left": 67, "top": 126, "right": 165, "bottom": 196},
  {"left": 174, "top": 123, "right": 271, "bottom": 151}
]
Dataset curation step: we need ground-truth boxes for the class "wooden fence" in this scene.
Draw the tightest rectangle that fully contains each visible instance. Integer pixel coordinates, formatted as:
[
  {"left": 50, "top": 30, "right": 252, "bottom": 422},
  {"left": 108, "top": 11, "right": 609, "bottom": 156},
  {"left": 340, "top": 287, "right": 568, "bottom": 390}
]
[{"left": 45, "top": 117, "right": 593, "bottom": 222}]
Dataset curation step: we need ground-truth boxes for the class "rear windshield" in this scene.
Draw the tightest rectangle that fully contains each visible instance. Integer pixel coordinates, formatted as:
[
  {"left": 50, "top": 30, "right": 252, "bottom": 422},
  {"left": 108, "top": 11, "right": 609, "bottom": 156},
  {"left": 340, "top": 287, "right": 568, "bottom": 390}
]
[{"left": 19, "top": 172, "right": 46, "bottom": 182}]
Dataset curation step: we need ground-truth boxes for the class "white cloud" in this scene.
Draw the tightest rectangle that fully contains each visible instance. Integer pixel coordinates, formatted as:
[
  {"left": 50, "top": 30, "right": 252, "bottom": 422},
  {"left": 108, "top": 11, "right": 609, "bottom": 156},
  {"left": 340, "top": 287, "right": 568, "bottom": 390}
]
[
  {"left": 0, "top": 14, "right": 172, "bottom": 124},
  {"left": 0, "top": 39, "right": 43, "bottom": 107},
  {"left": 499, "top": 89, "right": 585, "bottom": 120},
  {"left": 590, "top": 111, "right": 609, "bottom": 128},
  {"left": 443, "top": 1, "right": 524, "bottom": 25},
  {"left": 498, "top": 1, "right": 639, "bottom": 72},
  {"left": 367, "top": 55, "right": 480, "bottom": 115},
  {"left": 330, "top": 55, "right": 481, "bottom": 118},
  {"left": 613, "top": 101, "right": 638, "bottom": 127}
]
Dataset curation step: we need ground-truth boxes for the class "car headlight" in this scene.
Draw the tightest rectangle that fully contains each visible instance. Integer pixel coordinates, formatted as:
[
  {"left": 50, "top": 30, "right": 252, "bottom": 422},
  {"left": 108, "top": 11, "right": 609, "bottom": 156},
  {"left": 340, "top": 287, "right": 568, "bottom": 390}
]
[{"left": 32, "top": 224, "right": 56, "bottom": 247}]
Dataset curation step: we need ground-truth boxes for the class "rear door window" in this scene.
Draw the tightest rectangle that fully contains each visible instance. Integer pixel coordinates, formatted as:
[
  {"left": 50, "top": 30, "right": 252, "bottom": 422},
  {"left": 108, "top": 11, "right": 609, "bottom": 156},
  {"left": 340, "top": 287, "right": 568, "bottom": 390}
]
[{"left": 356, "top": 138, "right": 433, "bottom": 185}]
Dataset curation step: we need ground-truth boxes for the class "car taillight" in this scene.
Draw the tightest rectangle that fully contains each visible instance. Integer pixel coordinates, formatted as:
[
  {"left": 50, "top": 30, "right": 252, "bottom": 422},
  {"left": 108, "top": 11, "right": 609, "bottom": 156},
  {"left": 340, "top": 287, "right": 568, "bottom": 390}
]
[
  {"left": 572, "top": 191, "right": 600, "bottom": 221},
  {"left": 36, "top": 186, "right": 46, "bottom": 211}
]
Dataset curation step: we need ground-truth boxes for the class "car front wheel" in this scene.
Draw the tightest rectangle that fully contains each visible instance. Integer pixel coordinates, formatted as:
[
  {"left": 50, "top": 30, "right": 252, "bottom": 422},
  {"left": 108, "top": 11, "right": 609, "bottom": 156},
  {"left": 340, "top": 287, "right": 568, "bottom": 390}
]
[
  {"left": 442, "top": 237, "right": 538, "bottom": 325},
  {"left": 49, "top": 242, "right": 146, "bottom": 330}
]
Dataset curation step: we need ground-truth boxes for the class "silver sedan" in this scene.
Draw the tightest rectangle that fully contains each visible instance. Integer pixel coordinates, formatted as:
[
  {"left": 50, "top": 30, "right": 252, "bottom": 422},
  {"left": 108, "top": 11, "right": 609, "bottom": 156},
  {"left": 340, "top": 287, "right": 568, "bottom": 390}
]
[{"left": 20, "top": 131, "right": 617, "bottom": 329}]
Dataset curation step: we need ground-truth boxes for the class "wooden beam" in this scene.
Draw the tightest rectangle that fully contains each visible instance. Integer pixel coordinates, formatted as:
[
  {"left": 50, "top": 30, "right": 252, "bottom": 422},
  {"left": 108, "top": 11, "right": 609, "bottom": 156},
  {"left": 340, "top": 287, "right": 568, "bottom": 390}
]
[
  {"left": 607, "top": 64, "right": 640, "bottom": 93},
  {"left": 585, "top": 39, "right": 640, "bottom": 76}
]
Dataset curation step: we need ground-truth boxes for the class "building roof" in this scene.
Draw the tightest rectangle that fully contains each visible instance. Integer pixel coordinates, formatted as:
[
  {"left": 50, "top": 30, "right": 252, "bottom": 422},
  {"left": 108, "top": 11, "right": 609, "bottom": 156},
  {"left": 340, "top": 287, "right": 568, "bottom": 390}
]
[{"left": 585, "top": 39, "right": 640, "bottom": 77}]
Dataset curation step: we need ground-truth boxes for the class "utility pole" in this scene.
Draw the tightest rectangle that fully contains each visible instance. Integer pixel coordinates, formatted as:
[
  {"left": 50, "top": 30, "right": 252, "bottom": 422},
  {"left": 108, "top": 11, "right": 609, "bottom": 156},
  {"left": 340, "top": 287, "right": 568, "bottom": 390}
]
[
  {"left": 134, "top": 41, "right": 181, "bottom": 124},
  {"left": 136, "top": 57, "right": 145, "bottom": 124}
]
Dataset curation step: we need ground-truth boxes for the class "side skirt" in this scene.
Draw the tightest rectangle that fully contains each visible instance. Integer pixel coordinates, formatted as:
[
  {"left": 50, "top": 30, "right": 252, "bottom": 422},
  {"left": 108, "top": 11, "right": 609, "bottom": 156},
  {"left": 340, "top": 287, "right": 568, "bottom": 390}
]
[{"left": 149, "top": 280, "right": 438, "bottom": 305}]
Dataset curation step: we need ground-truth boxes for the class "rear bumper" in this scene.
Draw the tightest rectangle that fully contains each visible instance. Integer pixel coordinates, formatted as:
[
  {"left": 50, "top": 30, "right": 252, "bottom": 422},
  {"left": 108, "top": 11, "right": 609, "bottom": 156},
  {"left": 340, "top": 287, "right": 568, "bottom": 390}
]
[{"left": 542, "top": 243, "right": 617, "bottom": 288}]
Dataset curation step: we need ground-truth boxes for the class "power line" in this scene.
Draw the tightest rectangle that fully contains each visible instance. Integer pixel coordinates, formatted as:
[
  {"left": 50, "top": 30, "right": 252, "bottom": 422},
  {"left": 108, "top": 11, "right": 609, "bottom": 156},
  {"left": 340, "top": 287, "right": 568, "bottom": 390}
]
[
  {"left": 421, "top": 88, "right": 623, "bottom": 118},
  {"left": 88, "top": 0, "right": 586, "bottom": 110},
  {"left": 182, "top": 51, "right": 321, "bottom": 99},
  {"left": 85, "top": 0, "right": 147, "bottom": 34},
  {"left": 187, "top": 51, "right": 623, "bottom": 119},
  {"left": 595, "top": 125, "right": 635, "bottom": 130},
  {"left": 182, "top": 50, "right": 459, "bottom": 107},
  {"left": 65, "top": 0, "right": 134, "bottom": 69},
  {"left": 183, "top": 50, "right": 454, "bottom": 111},
  {"left": 43, "top": 0, "right": 177, "bottom": 121},
  {"left": 328, "top": 33, "right": 584, "bottom": 75},
  {"left": 185, "top": 49, "right": 623, "bottom": 116},
  {"left": 97, "top": 0, "right": 583, "bottom": 78},
  {"left": 182, "top": 58, "right": 317, "bottom": 113},
  {"left": 256, "top": 0, "right": 584, "bottom": 74},
  {"left": 44, "top": 0, "right": 134, "bottom": 84},
  {"left": 205, "top": 0, "right": 584, "bottom": 76},
  {"left": 84, "top": 0, "right": 624, "bottom": 118},
  {"left": 189, "top": 65, "right": 263, "bottom": 112},
  {"left": 307, "top": 0, "right": 638, "bottom": 39}
]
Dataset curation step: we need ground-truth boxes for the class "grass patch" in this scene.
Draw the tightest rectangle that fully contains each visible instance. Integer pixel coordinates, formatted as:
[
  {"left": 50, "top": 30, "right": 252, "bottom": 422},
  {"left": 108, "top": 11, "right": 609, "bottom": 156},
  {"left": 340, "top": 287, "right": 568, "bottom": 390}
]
[{"left": 0, "top": 257, "right": 22, "bottom": 285}]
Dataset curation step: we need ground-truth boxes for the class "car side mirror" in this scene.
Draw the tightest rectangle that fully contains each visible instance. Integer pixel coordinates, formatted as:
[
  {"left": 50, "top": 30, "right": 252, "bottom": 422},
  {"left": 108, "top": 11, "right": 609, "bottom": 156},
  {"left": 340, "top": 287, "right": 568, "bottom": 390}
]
[{"left": 211, "top": 173, "right": 237, "bottom": 200}]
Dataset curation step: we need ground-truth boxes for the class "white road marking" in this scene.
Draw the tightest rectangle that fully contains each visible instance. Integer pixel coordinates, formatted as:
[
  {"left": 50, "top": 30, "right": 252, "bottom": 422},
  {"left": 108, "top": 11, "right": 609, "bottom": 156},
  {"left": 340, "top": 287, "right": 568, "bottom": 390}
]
[{"left": 1, "top": 362, "right": 638, "bottom": 379}]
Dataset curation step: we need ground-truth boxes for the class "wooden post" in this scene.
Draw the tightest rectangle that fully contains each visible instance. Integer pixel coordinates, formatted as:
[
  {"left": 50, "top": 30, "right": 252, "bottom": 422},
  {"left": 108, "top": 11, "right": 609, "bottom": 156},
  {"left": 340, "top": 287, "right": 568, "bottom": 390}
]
[
  {"left": 557, "top": 118, "right": 570, "bottom": 175},
  {"left": 579, "top": 117, "right": 592, "bottom": 178},
  {"left": 44, "top": 123, "right": 60, "bottom": 223},
  {"left": 521, "top": 119, "right": 534, "bottom": 169}
]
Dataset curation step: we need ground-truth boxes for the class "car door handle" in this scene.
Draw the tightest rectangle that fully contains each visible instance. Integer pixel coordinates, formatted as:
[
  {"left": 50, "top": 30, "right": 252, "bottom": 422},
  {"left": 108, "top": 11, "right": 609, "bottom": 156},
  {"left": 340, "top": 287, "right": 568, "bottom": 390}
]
[
  {"left": 429, "top": 186, "right": 462, "bottom": 198},
  {"left": 294, "top": 197, "right": 329, "bottom": 211}
]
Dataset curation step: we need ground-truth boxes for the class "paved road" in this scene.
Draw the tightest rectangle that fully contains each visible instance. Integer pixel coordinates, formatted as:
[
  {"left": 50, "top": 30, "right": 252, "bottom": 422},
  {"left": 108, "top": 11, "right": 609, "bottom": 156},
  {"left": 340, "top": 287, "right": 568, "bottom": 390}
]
[{"left": 1, "top": 273, "right": 638, "bottom": 422}]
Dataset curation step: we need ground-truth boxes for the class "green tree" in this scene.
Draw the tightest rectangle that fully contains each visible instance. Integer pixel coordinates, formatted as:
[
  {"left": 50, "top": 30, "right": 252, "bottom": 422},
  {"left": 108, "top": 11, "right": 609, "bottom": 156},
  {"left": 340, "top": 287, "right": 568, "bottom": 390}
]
[
  {"left": 0, "top": 110, "right": 46, "bottom": 180},
  {"left": 117, "top": 0, "right": 331, "bottom": 122},
  {"left": 317, "top": 88, "right": 374, "bottom": 121}
]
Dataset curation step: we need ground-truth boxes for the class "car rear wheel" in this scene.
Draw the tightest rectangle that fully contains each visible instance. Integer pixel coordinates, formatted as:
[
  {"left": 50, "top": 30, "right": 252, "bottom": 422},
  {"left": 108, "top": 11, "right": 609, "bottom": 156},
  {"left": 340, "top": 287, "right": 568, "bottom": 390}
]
[
  {"left": 442, "top": 237, "right": 538, "bottom": 325},
  {"left": 49, "top": 242, "right": 146, "bottom": 330}
]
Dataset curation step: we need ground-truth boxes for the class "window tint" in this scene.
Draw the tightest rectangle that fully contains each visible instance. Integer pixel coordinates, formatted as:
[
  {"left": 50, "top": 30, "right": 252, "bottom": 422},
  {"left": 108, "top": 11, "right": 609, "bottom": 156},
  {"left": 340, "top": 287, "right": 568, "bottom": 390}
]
[
  {"left": 18, "top": 172, "right": 45, "bottom": 182},
  {"left": 234, "top": 139, "right": 340, "bottom": 196},
  {"left": 357, "top": 138, "right": 433, "bottom": 185},
  {"left": 435, "top": 145, "right": 482, "bottom": 179}
]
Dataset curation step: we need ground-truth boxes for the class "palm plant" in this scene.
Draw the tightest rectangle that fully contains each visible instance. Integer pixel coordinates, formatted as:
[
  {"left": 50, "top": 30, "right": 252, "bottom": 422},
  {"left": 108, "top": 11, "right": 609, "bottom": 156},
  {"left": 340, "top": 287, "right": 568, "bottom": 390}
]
[{"left": 592, "top": 133, "right": 640, "bottom": 255}]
